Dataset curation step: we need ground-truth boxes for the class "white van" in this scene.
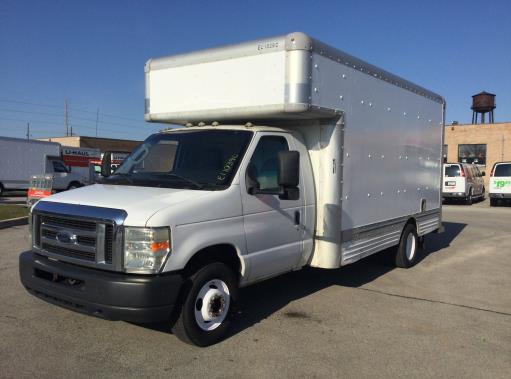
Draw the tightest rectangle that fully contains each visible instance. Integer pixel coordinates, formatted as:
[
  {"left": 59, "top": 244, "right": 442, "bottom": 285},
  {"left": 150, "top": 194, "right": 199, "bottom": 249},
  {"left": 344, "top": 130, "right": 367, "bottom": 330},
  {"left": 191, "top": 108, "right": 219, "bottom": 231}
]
[
  {"left": 20, "top": 32, "right": 445, "bottom": 346},
  {"left": 442, "top": 163, "right": 485, "bottom": 204},
  {"left": 489, "top": 162, "right": 511, "bottom": 206}
]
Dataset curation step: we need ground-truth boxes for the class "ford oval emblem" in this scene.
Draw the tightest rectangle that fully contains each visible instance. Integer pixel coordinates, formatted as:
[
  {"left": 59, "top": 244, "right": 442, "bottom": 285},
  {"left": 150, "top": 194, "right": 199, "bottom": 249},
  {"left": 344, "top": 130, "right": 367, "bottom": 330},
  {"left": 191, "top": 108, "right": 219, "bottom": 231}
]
[{"left": 56, "top": 230, "right": 77, "bottom": 244}]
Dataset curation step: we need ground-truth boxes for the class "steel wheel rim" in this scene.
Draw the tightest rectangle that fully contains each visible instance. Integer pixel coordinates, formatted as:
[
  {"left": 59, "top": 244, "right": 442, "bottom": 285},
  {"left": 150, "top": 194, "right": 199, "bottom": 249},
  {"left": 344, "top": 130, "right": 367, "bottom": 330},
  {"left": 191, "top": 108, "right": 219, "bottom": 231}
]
[
  {"left": 194, "top": 279, "right": 230, "bottom": 331},
  {"left": 405, "top": 233, "right": 416, "bottom": 261}
]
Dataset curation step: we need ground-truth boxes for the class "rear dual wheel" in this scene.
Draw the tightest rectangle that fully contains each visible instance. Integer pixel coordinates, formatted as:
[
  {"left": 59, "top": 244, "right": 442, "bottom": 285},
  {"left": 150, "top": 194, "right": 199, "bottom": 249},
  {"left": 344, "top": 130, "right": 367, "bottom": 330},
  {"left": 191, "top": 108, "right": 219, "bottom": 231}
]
[{"left": 395, "top": 223, "right": 420, "bottom": 268}]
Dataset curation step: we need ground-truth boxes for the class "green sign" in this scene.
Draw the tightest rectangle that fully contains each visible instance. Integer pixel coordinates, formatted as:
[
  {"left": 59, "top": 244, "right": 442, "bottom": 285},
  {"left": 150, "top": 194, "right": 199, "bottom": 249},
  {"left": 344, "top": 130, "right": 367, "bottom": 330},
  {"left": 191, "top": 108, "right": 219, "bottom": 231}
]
[{"left": 494, "top": 180, "right": 511, "bottom": 189}]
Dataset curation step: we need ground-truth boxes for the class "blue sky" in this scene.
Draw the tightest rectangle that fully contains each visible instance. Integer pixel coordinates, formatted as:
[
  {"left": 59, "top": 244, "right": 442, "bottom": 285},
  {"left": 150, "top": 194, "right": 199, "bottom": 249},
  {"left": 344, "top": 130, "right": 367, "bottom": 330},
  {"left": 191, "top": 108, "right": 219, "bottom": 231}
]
[{"left": 1, "top": 0, "right": 510, "bottom": 141}]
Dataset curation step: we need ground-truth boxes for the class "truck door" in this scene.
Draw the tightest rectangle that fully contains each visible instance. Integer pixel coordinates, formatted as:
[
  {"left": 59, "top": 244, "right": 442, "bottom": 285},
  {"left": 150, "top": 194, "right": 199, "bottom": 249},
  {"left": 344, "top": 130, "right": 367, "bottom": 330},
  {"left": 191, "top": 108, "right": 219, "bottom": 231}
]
[
  {"left": 240, "top": 133, "right": 304, "bottom": 280},
  {"left": 47, "top": 159, "right": 69, "bottom": 190}
]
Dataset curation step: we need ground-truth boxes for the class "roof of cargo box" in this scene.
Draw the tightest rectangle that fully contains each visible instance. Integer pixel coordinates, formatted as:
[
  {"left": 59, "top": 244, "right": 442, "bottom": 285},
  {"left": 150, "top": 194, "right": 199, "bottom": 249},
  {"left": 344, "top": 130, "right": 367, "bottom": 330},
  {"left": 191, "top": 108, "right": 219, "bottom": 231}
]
[
  {"left": 145, "top": 32, "right": 444, "bottom": 125},
  {"left": 160, "top": 125, "right": 290, "bottom": 134}
]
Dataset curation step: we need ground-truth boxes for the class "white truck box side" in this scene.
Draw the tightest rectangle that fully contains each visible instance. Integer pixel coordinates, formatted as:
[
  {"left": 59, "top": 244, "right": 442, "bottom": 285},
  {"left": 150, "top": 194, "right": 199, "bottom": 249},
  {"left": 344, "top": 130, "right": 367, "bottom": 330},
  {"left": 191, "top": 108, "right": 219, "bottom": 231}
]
[{"left": 0, "top": 137, "right": 61, "bottom": 190}]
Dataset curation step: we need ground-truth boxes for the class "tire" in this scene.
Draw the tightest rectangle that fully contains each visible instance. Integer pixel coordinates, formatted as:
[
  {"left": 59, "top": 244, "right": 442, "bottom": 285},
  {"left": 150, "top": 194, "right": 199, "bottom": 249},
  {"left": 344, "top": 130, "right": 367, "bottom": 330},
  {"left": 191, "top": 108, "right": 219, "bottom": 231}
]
[
  {"left": 395, "top": 223, "right": 420, "bottom": 268},
  {"left": 172, "top": 262, "right": 238, "bottom": 346},
  {"left": 0, "top": 183, "right": 4, "bottom": 197},
  {"left": 466, "top": 188, "right": 473, "bottom": 205},
  {"left": 490, "top": 198, "right": 497, "bottom": 207},
  {"left": 481, "top": 187, "right": 485, "bottom": 201}
]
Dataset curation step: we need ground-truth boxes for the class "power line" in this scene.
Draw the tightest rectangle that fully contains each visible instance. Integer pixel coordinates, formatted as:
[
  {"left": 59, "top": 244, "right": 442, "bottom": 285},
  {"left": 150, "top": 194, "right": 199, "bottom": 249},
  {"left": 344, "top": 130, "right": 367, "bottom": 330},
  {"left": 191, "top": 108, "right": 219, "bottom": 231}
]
[
  {"left": 0, "top": 108, "right": 63, "bottom": 118},
  {"left": 0, "top": 98, "right": 146, "bottom": 124},
  {"left": 0, "top": 117, "right": 60, "bottom": 125},
  {"left": 0, "top": 107, "right": 157, "bottom": 130},
  {"left": 0, "top": 98, "right": 63, "bottom": 109}
]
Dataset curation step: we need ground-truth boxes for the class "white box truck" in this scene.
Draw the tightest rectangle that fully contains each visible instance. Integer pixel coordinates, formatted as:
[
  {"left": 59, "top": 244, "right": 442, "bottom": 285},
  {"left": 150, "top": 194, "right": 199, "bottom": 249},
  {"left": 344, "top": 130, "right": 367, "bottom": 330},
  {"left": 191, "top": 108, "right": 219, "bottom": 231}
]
[
  {"left": 61, "top": 146, "right": 101, "bottom": 185},
  {"left": 0, "top": 137, "right": 87, "bottom": 196},
  {"left": 20, "top": 32, "right": 445, "bottom": 346}
]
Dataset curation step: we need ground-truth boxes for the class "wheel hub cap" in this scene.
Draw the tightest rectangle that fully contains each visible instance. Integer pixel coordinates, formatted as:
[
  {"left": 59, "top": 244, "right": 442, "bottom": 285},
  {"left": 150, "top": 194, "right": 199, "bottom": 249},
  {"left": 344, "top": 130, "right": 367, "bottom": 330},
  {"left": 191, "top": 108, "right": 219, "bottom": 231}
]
[{"left": 194, "top": 279, "right": 230, "bottom": 331}]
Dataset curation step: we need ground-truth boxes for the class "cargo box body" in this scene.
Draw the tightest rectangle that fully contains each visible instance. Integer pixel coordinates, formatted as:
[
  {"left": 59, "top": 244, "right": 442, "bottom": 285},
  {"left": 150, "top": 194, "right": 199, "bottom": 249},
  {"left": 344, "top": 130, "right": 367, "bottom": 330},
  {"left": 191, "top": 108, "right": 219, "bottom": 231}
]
[
  {"left": 0, "top": 137, "right": 61, "bottom": 190},
  {"left": 145, "top": 32, "right": 444, "bottom": 268}
]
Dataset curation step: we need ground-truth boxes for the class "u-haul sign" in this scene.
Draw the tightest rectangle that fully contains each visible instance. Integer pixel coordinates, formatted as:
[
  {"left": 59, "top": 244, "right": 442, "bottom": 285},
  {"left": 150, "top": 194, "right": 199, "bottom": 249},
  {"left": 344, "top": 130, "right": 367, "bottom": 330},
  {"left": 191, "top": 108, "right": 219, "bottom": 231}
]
[{"left": 62, "top": 147, "right": 101, "bottom": 167}]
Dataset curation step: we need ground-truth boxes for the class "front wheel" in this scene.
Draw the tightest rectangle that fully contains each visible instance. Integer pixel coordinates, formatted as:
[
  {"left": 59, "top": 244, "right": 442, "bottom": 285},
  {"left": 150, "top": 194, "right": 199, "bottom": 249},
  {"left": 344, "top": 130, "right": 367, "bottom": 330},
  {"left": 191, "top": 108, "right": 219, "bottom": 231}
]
[
  {"left": 490, "top": 198, "right": 497, "bottom": 207},
  {"left": 172, "top": 262, "right": 238, "bottom": 346},
  {"left": 395, "top": 223, "right": 420, "bottom": 268}
]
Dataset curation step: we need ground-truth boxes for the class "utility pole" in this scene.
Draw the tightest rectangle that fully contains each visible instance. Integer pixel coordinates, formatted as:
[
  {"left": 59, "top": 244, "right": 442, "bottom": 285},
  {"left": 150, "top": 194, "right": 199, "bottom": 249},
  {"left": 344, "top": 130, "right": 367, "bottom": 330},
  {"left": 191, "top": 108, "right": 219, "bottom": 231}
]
[
  {"left": 95, "top": 108, "right": 99, "bottom": 137},
  {"left": 26, "top": 122, "right": 30, "bottom": 140},
  {"left": 64, "top": 99, "right": 69, "bottom": 136}
]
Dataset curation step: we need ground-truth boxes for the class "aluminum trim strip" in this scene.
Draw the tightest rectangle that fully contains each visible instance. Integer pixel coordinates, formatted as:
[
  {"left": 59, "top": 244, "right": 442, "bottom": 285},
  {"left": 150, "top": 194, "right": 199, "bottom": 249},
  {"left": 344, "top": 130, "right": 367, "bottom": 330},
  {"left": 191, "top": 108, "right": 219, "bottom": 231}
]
[
  {"left": 341, "top": 208, "right": 441, "bottom": 242},
  {"left": 40, "top": 236, "right": 96, "bottom": 253},
  {"left": 96, "top": 224, "right": 106, "bottom": 264},
  {"left": 40, "top": 224, "right": 96, "bottom": 238},
  {"left": 33, "top": 201, "right": 127, "bottom": 225}
]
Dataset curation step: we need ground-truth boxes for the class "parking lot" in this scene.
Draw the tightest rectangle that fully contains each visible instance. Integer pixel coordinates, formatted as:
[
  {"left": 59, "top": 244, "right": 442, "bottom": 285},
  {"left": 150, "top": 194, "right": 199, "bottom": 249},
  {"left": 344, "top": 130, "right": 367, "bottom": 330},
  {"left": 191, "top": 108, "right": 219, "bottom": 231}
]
[{"left": 1, "top": 200, "right": 510, "bottom": 378}]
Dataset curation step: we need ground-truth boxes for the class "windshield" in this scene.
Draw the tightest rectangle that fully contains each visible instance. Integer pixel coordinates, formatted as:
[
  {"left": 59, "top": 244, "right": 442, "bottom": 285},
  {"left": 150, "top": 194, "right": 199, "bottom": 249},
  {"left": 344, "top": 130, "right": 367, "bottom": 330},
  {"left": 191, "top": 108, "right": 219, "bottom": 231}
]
[
  {"left": 494, "top": 164, "right": 511, "bottom": 177},
  {"left": 103, "top": 129, "right": 253, "bottom": 190}
]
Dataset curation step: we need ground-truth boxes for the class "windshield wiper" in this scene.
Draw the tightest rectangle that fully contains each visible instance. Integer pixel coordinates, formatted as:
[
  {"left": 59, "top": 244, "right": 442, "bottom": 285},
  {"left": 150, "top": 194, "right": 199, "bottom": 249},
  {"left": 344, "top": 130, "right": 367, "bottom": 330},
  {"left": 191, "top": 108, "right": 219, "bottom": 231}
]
[
  {"left": 104, "top": 173, "right": 134, "bottom": 185},
  {"left": 159, "top": 173, "right": 204, "bottom": 189}
]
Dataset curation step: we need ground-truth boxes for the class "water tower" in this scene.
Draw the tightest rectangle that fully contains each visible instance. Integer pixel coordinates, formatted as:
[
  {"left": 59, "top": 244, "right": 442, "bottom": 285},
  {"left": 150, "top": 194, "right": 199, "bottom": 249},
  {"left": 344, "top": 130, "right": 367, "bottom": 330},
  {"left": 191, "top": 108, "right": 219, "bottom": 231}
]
[{"left": 471, "top": 91, "right": 496, "bottom": 124}]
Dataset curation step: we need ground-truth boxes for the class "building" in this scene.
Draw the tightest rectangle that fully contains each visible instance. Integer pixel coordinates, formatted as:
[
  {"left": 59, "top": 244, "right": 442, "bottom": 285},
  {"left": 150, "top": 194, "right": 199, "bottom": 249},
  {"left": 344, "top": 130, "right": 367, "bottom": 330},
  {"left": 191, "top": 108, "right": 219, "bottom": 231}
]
[
  {"left": 444, "top": 122, "right": 511, "bottom": 187},
  {"left": 37, "top": 136, "right": 141, "bottom": 153}
]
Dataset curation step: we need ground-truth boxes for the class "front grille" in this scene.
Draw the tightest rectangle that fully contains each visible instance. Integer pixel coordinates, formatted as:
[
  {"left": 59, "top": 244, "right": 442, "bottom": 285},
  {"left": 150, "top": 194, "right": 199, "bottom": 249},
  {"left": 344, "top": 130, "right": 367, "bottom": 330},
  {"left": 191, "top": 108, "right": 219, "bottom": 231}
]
[
  {"left": 105, "top": 225, "right": 113, "bottom": 264},
  {"left": 35, "top": 213, "right": 116, "bottom": 267},
  {"left": 41, "top": 243, "right": 96, "bottom": 261},
  {"left": 40, "top": 215, "right": 96, "bottom": 231},
  {"left": 77, "top": 235, "right": 96, "bottom": 246}
]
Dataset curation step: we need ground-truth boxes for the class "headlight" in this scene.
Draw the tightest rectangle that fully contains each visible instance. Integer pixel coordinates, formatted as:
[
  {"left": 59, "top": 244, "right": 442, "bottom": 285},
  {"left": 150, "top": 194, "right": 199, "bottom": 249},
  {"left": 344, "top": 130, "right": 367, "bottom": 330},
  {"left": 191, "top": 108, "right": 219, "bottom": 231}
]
[{"left": 124, "top": 227, "right": 171, "bottom": 274}]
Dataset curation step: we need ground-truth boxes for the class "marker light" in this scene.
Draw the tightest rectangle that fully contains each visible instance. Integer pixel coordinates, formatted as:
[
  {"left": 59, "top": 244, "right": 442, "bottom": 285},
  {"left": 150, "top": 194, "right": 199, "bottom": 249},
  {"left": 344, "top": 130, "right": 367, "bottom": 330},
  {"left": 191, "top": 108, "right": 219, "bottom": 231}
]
[{"left": 124, "top": 227, "right": 171, "bottom": 274}]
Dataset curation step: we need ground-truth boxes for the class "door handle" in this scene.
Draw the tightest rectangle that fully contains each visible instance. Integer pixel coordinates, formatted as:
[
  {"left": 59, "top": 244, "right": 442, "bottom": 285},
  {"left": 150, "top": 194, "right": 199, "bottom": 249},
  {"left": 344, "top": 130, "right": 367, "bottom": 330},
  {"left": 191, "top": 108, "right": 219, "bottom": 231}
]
[{"left": 294, "top": 210, "right": 300, "bottom": 225}]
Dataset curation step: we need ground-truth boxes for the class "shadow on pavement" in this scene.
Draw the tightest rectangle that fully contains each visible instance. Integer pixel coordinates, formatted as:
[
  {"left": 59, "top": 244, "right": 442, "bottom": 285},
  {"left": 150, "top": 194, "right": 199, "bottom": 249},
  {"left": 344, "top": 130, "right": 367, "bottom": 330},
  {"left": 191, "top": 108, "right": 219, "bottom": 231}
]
[{"left": 141, "top": 221, "right": 467, "bottom": 340}]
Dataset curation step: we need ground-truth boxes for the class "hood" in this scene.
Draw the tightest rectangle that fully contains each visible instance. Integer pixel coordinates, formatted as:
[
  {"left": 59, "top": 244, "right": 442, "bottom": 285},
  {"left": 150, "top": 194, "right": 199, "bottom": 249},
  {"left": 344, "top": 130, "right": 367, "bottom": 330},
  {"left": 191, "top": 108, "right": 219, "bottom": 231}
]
[{"left": 40, "top": 184, "right": 211, "bottom": 226}]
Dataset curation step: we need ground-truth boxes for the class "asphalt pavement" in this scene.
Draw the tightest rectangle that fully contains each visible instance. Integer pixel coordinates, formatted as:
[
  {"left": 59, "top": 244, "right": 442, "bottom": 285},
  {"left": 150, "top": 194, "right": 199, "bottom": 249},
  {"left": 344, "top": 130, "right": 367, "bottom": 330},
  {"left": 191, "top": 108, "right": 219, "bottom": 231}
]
[{"left": 0, "top": 199, "right": 510, "bottom": 378}]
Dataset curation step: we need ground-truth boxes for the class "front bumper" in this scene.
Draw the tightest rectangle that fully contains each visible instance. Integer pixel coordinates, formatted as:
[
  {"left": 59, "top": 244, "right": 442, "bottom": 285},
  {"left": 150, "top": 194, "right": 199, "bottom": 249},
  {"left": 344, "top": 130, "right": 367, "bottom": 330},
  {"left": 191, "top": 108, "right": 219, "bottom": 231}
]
[
  {"left": 489, "top": 193, "right": 511, "bottom": 199},
  {"left": 19, "top": 251, "right": 183, "bottom": 323}
]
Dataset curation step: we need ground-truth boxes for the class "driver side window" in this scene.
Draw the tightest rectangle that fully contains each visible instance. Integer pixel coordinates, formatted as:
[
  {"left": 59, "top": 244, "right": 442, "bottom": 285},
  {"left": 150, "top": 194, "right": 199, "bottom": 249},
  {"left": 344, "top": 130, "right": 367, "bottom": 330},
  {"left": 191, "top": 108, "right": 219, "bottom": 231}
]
[
  {"left": 248, "top": 136, "right": 289, "bottom": 191},
  {"left": 52, "top": 161, "right": 68, "bottom": 173}
]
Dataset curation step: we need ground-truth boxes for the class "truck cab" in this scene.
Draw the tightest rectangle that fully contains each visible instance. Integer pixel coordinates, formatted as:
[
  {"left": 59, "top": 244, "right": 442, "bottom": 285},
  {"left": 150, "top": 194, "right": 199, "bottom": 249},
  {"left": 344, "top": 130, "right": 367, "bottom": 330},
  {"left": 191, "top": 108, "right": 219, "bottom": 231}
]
[
  {"left": 46, "top": 157, "right": 84, "bottom": 190},
  {"left": 21, "top": 125, "right": 311, "bottom": 346}
]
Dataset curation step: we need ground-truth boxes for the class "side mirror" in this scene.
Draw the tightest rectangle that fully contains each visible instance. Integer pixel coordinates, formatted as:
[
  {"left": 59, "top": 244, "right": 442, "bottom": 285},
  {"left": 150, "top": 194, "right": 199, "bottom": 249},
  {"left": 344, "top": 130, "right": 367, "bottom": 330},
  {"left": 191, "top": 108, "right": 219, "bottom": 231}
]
[
  {"left": 101, "top": 153, "right": 112, "bottom": 177},
  {"left": 278, "top": 151, "right": 300, "bottom": 200},
  {"left": 278, "top": 151, "right": 299, "bottom": 187},
  {"left": 245, "top": 163, "right": 260, "bottom": 195},
  {"left": 481, "top": 171, "right": 486, "bottom": 176}
]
